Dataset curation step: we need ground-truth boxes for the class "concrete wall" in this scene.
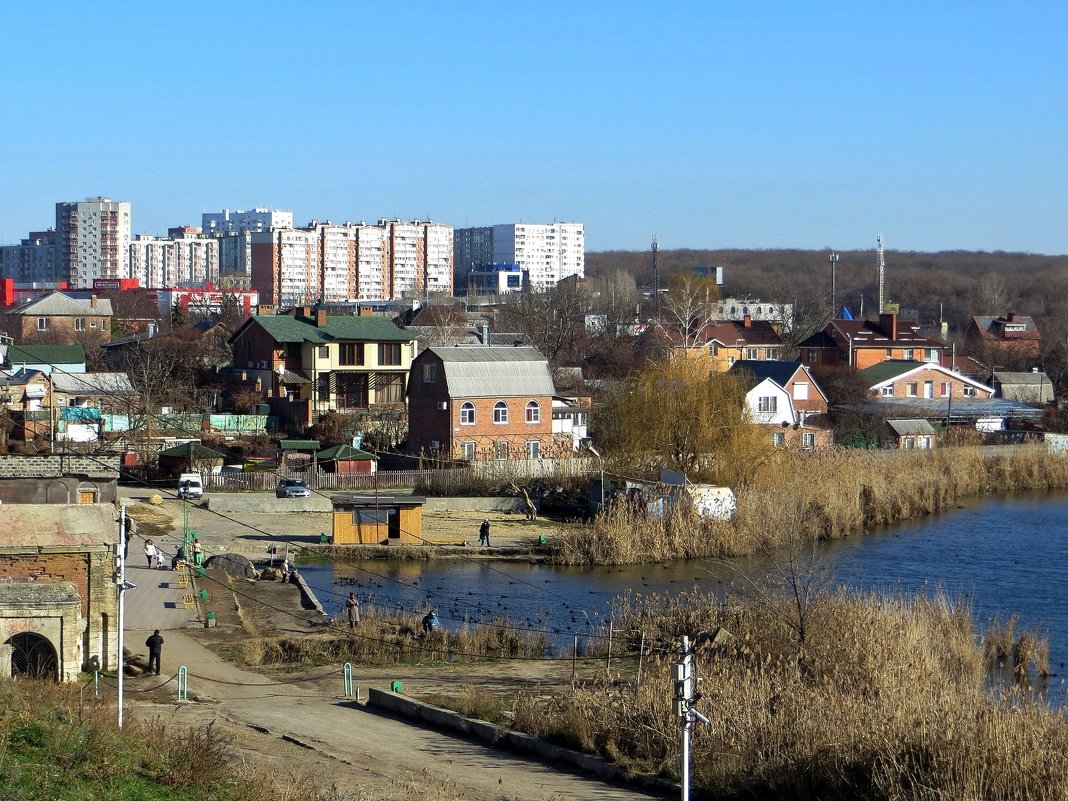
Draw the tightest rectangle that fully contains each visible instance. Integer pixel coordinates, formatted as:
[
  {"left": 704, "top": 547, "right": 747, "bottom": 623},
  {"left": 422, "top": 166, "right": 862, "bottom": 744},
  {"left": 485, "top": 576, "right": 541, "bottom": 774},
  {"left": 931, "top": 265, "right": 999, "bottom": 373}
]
[
  {"left": 206, "top": 494, "right": 333, "bottom": 513},
  {"left": 422, "top": 496, "right": 530, "bottom": 513},
  {"left": 0, "top": 454, "right": 120, "bottom": 478}
]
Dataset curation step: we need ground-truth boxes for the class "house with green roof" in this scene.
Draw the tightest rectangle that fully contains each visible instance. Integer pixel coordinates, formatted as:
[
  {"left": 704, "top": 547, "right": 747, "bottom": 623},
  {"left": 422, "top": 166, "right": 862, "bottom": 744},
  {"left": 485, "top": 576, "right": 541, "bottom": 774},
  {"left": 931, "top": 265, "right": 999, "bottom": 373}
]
[
  {"left": 4, "top": 343, "right": 86, "bottom": 375},
  {"left": 228, "top": 308, "right": 416, "bottom": 427}
]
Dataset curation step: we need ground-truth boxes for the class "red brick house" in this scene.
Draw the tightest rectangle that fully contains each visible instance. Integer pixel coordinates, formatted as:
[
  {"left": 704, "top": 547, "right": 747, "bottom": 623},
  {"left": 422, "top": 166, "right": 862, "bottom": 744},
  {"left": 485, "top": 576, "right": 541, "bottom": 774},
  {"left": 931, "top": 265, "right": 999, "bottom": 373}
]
[
  {"left": 798, "top": 313, "right": 944, "bottom": 370},
  {"left": 407, "top": 346, "right": 570, "bottom": 461},
  {"left": 964, "top": 313, "right": 1041, "bottom": 366},
  {"left": 859, "top": 360, "right": 994, "bottom": 400},
  {"left": 730, "top": 360, "right": 833, "bottom": 448}
]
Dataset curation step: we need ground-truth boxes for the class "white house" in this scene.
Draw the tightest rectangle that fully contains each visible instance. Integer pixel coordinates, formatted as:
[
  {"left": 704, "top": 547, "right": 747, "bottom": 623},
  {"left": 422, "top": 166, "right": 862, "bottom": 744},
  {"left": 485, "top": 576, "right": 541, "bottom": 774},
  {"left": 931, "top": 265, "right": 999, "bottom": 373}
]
[{"left": 745, "top": 377, "right": 796, "bottom": 426}]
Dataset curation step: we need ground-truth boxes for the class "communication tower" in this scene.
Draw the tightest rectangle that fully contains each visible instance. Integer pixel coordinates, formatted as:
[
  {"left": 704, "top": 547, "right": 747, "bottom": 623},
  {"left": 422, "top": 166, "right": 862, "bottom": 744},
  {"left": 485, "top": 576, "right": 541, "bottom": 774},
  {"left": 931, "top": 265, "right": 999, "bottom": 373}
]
[{"left": 876, "top": 233, "right": 886, "bottom": 315}]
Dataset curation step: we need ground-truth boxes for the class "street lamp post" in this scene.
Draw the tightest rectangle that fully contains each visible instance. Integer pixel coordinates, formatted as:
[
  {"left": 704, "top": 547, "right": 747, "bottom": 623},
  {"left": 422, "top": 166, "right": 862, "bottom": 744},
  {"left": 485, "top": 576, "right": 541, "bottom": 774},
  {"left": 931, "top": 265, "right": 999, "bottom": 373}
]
[{"left": 582, "top": 439, "right": 605, "bottom": 511}]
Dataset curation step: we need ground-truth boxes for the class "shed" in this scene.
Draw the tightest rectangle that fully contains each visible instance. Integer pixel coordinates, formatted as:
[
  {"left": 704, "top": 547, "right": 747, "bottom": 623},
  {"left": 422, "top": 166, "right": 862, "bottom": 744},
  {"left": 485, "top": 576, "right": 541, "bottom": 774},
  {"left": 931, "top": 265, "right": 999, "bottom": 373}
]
[
  {"left": 315, "top": 444, "right": 377, "bottom": 475},
  {"left": 278, "top": 439, "right": 320, "bottom": 472},
  {"left": 992, "top": 371, "right": 1055, "bottom": 405},
  {"left": 330, "top": 494, "right": 425, "bottom": 545},
  {"left": 881, "top": 419, "right": 937, "bottom": 450},
  {"left": 158, "top": 442, "right": 226, "bottom": 476}
]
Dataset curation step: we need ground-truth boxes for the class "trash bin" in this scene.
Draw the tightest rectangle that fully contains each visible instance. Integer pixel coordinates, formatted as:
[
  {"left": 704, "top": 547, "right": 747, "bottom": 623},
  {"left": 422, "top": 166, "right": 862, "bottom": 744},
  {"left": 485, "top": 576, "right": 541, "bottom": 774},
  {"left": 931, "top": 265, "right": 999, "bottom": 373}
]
[
  {"left": 319, "top": 532, "right": 331, "bottom": 544},
  {"left": 198, "top": 588, "right": 209, "bottom": 602},
  {"left": 538, "top": 534, "right": 549, "bottom": 545},
  {"left": 390, "top": 680, "right": 404, "bottom": 694}
]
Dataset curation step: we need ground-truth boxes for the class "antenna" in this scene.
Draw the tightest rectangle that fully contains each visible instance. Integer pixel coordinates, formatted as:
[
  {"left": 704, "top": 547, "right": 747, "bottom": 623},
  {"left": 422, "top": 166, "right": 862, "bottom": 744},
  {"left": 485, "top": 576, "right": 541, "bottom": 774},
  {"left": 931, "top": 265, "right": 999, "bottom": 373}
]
[
  {"left": 828, "top": 250, "right": 839, "bottom": 318},
  {"left": 876, "top": 233, "right": 885, "bottom": 315},
  {"left": 651, "top": 233, "right": 659, "bottom": 321}
]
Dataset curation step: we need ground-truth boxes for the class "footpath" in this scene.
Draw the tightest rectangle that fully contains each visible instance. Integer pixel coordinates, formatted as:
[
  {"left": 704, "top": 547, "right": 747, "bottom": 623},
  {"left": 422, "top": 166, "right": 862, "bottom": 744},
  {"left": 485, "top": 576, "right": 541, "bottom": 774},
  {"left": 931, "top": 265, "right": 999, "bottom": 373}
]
[{"left": 124, "top": 576, "right": 665, "bottom": 801}]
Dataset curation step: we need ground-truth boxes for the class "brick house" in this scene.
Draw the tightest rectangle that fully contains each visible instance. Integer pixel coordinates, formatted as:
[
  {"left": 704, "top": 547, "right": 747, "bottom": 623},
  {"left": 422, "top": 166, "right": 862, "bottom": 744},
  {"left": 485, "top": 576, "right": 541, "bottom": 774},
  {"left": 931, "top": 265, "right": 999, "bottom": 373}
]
[
  {"left": 798, "top": 314, "right": 944, "bottom": 370},
  {"left": 407, "top": 346, "right": 568, "bottom": 461},
  {"left": 656, "top": 316, "right": 785, "bottom": 372},
  {"left": 964, "top": 312, "right": 1041, "bottom": 366},
  {"left": 2, "top": 291, "right": 113, "bottom": 343},
  {"left": 859, "top": 360, "right": 994, "bottom": 401},
  {"left": 0, "top": 504, "right": 120, "bottom": 681},
  {"left": 228, "top": 307, "right": 417, "bottom": 428},
  {"left": 730, "top": 360, "right": 833, "bottom": 449}
]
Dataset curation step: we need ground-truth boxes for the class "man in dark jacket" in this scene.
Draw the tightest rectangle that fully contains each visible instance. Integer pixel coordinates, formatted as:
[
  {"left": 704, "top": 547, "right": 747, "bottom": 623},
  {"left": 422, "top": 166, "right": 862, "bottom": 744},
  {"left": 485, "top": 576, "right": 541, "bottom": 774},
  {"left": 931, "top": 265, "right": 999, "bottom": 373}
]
[{"left": 146, "top": 630, "right": 164, "bottom": 675}]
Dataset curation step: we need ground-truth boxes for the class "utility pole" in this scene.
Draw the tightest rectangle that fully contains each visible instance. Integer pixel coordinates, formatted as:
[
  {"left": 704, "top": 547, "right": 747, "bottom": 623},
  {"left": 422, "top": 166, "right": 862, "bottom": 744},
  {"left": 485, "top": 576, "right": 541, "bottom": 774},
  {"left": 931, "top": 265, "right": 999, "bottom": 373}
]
[
  {"left": 828, "top": 250, "right": 839, "bottom": 318},
  {"left": 651, "top": 234, "right": 660, "bottom": 321},
  {"left": 117, "top": 506, "right": 128, "bottom": 728},
  {"left": 672, "top": 635, "right": 710, "bottom": 801}
]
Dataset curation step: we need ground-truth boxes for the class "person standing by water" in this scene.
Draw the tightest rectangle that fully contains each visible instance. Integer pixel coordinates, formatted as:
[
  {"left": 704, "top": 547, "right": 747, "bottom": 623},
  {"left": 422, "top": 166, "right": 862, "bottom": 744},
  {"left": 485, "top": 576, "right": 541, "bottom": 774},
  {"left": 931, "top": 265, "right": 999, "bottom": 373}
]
[
  {"left": 346, "top": 592, "right": 360, "bottom": 628},
  {"left": 145, "top": 630, "right": 164, "bottom": 675},
  {"left": 479, "top": 519, "right": 491, "bottom": 547}
]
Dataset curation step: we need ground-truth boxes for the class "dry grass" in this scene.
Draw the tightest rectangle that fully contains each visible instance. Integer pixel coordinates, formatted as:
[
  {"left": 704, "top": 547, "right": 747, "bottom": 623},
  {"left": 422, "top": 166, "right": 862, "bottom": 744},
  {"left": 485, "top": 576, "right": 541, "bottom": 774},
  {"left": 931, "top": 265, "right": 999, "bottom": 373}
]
[
  {"left": 508, "top": 588, "right": 1068, "bottom": 800},
  {"left": 550, "top": 446, "right": 1068, "bottom": 564}
]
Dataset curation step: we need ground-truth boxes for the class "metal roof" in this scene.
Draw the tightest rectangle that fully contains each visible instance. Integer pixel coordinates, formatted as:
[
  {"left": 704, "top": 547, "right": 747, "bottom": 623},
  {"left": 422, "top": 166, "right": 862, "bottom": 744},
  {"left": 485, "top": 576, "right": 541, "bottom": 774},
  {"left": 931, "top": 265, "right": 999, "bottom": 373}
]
[
  {"left": 885, "top": 419, "right": 937, "bottom": 436},
  {"left": 11, "top": 291, "right": 113, "bottom": 317},
  {"left": 315, "top": 444, "right": 376, "bottom": 461},
  {"left": 425, "top": 346, "right": 554, "bottom": 398},
  {"left": 0, "top": 504, "right": 116, "bottom": 551},
  {"left": 279, "top": 439, "right": 320, "bottom": 450},
  {"left": 234, "top": 313, "right": 416, "bottom": 345},
  {"left": 158, "top": 442, "right": 225, "bottom": 459},
  {"left": 7, "top": 343, "right": 87, "bottom": 365},
  {"left": 993, "top": 371, "right": 1052, "bottom": 385},
  {"left": 51, "top": 371, "right": 136, "bottom": 395}
]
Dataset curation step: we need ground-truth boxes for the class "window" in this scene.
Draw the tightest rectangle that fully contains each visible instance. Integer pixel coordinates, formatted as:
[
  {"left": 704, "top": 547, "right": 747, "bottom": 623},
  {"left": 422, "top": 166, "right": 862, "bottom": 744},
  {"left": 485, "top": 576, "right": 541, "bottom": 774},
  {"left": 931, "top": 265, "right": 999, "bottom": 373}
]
[
  {"left": 807, "top": 348, "right": 819, "bottom": 363},
  {"left": 793, "top": 382, "right": 809, "bottom": 401},
  {"left": 494, "top": 440, "right": 509, "bottom": 460},
  {"left": 941, "top": 382, "right": 951, "bottom": 397},
  {"left": 422, "top": 363, "right": 437, "bottom": 383},
  {"left": 881, "top": 386, "right": 894, "bottom": 397},
  {"left": 918, "top": 436, "right": 932, "bottom": 449},
  {"left": 37, "top": 317, "right": 49, "bottom": 331},
  {"left": 906, "top": 382, "right": 918, "bottom": 397},
  {"left": 903, "top": 349, "right": 914, "bottom": 360},
  {"left": 526, "top": 441, "right": 540, "bottom": 459},
  {"left": 462, "top": 441, "right": 476, "bottom": 461},
  {"left": 757, "top": 396, "right": 777, "bottom": 414},
  {"left": 460, "top": 402, "right": 475, "bottom": 424},
  {"left": 90, "top": 320, "right": 97, "bottom": 328},
  {"left": 963, "top": 385, "right": 977, "bottom": 397},
  {"left": 74, "top": 317, "right": 85, "bottom": 331},
  {"left": 525, "top": 400, "right": 540, "bottom": 423},
  {"left": 339, "top": 343, "right": 364, "bottom": 366},
  {"left": 493, "top": 401, "right": 508, "bottom": 424},
  {"left": 317, "top": 374, "right": 330, "bottom": 402},
  {"left": 336, "top": 373, "right": 369, "bottom": 409},
  {"left": 376, "top": 373, "right": 405, "bottom": 404},
  {"left": 772, "top": 431, "right": 785, "bottom": 447},
  {"left": 747, "top": 347, "right": 759, "bottom": 360},
  {"left": 802, "top": 432, "right": 815, "bottom": 449},
  {"left": 378, "top": 343, "right": 401, "bottom": 366},
  {"left": 926, "top": 349, "right": 939, "bottom": 363},
  {"left": 885, "top": 348, "right": 893, "bottom": 357},
  {"left": 319, "top": 346, "right": 329, "bottom": 358}
]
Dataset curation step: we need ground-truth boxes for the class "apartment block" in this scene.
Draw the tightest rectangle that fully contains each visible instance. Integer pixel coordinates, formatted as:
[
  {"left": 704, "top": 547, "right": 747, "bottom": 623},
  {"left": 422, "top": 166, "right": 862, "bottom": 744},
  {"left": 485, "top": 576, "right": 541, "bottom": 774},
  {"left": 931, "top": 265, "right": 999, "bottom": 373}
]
[
  {"left": 56, "top": 197, "right": 132, "bottom": 288},
  {"left": 129, "top": 232, "right": 220, "bottom": 287},
  {"left": 202, "top": 208, "right": 293, "bottom": 235},
  {"left": 0, "top": 230, "right": 60, "bottom": 284},
  {"left": 454, "top": 222, "right": 584, "bottom": 290}
]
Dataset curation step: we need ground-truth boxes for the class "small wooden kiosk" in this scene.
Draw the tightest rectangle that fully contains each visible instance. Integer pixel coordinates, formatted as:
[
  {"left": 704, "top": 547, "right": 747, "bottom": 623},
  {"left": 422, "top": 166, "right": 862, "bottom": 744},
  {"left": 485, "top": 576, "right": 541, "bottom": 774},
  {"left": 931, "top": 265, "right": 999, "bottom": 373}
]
[{"left": 330, "top": 494, "right": 426, "bottom": 545}]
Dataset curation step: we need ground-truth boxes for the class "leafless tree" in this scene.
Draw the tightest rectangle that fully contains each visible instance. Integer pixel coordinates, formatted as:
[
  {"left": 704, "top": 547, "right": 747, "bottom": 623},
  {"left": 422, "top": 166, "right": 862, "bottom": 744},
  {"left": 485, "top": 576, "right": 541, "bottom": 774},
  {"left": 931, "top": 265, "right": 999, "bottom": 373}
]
[
  {"left": 497, "top": 280, "right": 589, "bottom": 364},
  {"left": 420, "top": 304, "right": 468, "bottom": 347},
  {"left": 661, "top": 273, "right": 720, "bottom": 349}
]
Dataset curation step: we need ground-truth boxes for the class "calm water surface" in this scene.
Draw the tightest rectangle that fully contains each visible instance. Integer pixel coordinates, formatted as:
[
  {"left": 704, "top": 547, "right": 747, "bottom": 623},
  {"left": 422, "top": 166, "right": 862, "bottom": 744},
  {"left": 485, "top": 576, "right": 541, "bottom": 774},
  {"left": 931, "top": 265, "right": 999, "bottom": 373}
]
[{"left": 301, "top": 492, "right": 1068, "bottom": 703}]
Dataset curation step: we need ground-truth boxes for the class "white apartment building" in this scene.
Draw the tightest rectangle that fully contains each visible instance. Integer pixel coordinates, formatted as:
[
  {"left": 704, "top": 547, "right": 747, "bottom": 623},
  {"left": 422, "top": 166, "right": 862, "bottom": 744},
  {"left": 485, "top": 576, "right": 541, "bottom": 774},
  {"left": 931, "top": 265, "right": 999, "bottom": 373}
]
[
  {"left": 129, "top": 234, "right": 220, "bottom": 287},
  {"left": 423, "top": 222, "right": 454, "bottom": 296},
  {"left": 454, "top": 222, "right": 584, "bottom": 290},
  {"left": 202, "top": 208, "right": 293, "bottom": 235},
  {"left": 355, "top": 223, "right": 389, "bottom": 301},
  {"left": 251, "top": 228, "right": 320, "bottom": 307},
  {"left": 0, "top": 230, "right": 59, "bottom": 283},
  {"left": 56, "top": 197, "right": 132, "bottom": 288}
]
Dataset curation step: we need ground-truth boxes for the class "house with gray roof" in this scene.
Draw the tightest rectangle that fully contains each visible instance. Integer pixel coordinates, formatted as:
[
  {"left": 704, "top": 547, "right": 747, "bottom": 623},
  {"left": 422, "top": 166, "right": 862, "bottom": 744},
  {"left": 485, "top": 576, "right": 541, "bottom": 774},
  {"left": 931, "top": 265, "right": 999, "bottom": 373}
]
[
  {"left": 3, "top": 291, "right": 113, "bottom": 343},
  {"left": 992, "top": 370, "right": 1054, "bottom": 405},
  {"left": 407, "top": 345, "right": 571, "bottom": 461}
]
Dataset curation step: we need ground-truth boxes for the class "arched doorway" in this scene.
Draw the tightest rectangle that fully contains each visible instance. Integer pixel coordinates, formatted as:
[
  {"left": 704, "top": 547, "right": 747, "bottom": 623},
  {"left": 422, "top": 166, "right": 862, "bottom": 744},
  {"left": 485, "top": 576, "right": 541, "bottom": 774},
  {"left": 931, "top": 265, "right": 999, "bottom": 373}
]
[{"left": 7, "top": 633, "right": 58, "bottom": 680}]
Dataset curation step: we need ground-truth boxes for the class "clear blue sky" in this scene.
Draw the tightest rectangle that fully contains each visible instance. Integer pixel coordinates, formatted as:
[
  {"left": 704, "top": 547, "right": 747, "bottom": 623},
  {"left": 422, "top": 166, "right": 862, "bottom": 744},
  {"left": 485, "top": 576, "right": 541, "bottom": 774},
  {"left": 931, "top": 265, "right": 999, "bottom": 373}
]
[{"left": 2, "top": 2, "right": 1065, "bottom": 254}]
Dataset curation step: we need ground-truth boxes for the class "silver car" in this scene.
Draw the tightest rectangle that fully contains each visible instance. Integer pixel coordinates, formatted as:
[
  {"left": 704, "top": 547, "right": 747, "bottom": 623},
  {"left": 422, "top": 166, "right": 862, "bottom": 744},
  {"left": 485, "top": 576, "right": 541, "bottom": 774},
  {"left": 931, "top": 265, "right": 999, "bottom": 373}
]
[{"left": 276, "top": 478, "right": 311, "bottom": 498}]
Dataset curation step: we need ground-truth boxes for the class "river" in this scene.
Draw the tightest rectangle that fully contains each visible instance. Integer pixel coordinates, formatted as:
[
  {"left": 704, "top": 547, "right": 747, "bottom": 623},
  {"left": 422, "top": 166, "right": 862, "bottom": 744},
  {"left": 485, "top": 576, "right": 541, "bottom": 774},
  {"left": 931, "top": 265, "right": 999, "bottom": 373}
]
[{"left": 300, "top": 491, "right": 1068, "bottom": 706}]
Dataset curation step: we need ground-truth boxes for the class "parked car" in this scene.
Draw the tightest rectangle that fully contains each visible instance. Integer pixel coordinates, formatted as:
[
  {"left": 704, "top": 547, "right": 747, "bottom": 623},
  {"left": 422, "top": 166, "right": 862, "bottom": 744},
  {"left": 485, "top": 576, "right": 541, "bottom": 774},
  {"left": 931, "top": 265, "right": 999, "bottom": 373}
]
[{"left": 276, "top": 478, "right": 311, "bottom": 498}]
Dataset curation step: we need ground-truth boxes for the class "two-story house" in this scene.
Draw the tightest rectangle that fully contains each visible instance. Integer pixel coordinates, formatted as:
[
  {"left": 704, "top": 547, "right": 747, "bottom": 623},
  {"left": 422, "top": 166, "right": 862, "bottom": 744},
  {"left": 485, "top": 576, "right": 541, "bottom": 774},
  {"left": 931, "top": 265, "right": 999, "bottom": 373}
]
[
  {"left": 228, "top": 307, "right": 417, "bottom": 427},
  {"left": 798, "top": 313, "right": 943, "bottom": 370},
  {"left": 730, "top": 360, "right": 832, "bottom": 449},
  {"left": 964, "top": 312, "right": 1041, "bottom": 367},
  {"left": 407, "top": 346, "right": 568, "bottom": 461}
]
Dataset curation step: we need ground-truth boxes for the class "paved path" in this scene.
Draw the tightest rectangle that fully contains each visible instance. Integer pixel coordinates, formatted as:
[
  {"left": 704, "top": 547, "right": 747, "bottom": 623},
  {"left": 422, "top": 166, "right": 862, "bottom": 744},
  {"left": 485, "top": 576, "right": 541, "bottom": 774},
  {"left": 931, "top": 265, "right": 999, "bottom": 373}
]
[{"left": 123, "top": 628, "right": 665, "bottom": 801}]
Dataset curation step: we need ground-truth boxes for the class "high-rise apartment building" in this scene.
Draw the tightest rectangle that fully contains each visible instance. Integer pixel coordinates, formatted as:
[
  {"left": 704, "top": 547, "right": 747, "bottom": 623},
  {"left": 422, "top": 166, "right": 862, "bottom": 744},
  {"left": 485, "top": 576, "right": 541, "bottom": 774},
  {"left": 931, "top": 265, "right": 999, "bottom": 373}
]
[
  {"left": 251, "top": 219, "right": 453, "bottom": 307},
  {"left": 0, "top": 229, "right": 60, "bottom": 284},
  {"left": 202, "top": 208, "right": 293, "bottom": 235},
  {"left": 56, "top": 197, "right": 132, "bottom": 288},
  {"left": 454, "top": 222, "right": 584, "bottom": 290},
  {"left": 129, "top": 230, "right": 220, "bottom": 287}
]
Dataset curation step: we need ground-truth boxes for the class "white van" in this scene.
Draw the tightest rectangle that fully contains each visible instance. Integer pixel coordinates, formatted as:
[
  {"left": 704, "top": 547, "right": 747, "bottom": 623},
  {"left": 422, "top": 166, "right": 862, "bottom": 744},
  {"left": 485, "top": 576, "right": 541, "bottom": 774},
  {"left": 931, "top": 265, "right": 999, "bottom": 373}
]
[{"left": 178, "top": 472, "right": 204, "bottom": 500}]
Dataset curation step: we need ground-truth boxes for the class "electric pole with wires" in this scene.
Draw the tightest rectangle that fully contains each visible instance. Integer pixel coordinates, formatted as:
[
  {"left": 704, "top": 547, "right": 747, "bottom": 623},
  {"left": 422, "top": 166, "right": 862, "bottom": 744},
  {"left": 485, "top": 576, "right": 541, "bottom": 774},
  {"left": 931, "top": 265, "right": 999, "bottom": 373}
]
[{"left": 672, "top": 634, "right": 710, "bottom": 801}]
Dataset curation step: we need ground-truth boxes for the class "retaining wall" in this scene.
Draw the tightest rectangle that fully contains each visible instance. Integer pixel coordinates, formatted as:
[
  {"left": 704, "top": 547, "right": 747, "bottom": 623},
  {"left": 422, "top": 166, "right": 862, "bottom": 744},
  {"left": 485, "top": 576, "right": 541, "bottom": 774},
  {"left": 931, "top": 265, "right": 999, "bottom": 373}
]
[
  {"left": 205, "top": 494, "right": 333, "bottom": 513},
  {"left": 422, "top": 496, "right": 534, "bottom": 513}
]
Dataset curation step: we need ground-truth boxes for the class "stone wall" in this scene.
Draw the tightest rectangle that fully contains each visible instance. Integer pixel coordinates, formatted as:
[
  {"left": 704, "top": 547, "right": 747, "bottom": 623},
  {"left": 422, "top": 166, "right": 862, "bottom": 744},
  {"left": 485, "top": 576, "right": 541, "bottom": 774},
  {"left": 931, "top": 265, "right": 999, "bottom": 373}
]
[{"left": 0, "top": 454, "right": 120, "bottom": 478}]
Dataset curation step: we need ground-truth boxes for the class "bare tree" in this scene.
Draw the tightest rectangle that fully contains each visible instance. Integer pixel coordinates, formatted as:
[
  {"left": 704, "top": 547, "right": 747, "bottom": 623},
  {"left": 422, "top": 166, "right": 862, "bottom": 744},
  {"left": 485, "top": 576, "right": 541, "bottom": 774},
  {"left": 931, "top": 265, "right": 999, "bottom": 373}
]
[
  {"left": 497, "top": 280, "right": 589, "bottom": 364},
  {"left": 661, "top": 273, "right": 720, "bottom": 349},
  {"left": 420, "top": 304, "right": 468, "bottom": 347}
]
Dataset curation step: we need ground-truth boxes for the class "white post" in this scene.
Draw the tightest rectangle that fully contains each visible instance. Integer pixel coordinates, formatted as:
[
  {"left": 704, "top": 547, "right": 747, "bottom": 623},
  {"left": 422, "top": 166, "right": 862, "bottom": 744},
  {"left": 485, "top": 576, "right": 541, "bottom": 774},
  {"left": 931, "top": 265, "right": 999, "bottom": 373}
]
[
  {"left": 673, "top": 635, "right": 695, "bottom": 801},
  {"left": 117, "top": 505, "right": 126, "bottom": 728}
]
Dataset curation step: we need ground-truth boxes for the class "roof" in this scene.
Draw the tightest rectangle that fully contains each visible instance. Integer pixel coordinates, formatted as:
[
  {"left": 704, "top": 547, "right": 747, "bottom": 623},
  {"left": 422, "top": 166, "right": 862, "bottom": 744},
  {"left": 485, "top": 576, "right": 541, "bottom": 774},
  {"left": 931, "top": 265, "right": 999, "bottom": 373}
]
[
  {"left": 730, "top": 359, "right": 806, "bottom": 387},
  {"left": 10, "top": 291, "right": 113, "bottom": 317},
  {"left": 701, "top": 320, "right": 784, "bottom": 347},
  {"left": 158, "top": 442, "right": 226, "bottom": 459},
  {"left": 861, "top": 397, "right": 1045, "bottom": 421},
  {"left": 885, "top": 419, "right": 937, "bottom": 436},
  {"left": 859, "top": 360, "right": 994, "bottom": 393},
  {"left": 0, "top": 504, "right": 117, "bottom": 551},
  {"left": 422, "top": 346, "right": 555, "bottom": 398},
  {"left": 993, "top": 371, "right": 1052, "bottom": 386},
  {"left": 279, "top": 439, "right": 320, "bottom": 451},
  {"left": 828, "top": 318, "right": 943, "bottom": 348},
  {"left": 315, "top": 444, "right": 376, "bottom": 462},
  {"left": 0, "top": 368, "right": 47, "bottom": 387},
  {"left": 232, "top": 313, "right": 416, "bottom": 345},
  {"left": 970, "top": 315, "right": 1039, "bottom": 337},
  {"left": 51, "top": 371, "right": 136, "bottom": 395},
  {"left": 6, "top": 343, "right": 86, "bottom": 365},
  {"left": 797, "top": 329, "right": 840, "bottom": 349},
  {"left": 330, "top": 493, "right": 426, "bottom": 508}
]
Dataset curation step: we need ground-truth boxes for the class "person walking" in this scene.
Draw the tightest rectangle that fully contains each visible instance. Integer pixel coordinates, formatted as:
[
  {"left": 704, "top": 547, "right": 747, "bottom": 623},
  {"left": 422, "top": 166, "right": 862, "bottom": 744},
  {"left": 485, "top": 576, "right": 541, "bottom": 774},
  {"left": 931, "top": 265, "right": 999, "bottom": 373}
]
[
  {"left": 144, "top": 539, "right": 157, "bottom": 569},
  {"left": 479, "top": 519, "right": 491, "bottom": 547},
  {"left": 345, "top": 592, "right": 360, "bottom": 628},
  {"left": 145, "top": 630, "right": 164, "bottom": 675},
  {"left": 191, "top": 538, "right": 203, "bottom": 565}
]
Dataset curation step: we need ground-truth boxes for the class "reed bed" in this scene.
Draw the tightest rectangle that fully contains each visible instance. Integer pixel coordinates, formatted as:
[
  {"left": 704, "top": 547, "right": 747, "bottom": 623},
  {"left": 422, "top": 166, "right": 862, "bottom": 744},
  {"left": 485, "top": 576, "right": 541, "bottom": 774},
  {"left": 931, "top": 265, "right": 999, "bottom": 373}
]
[
  {"left": 550, "top": 447, "right": 1068, "bottom": 564},
  {"left": 509, "top": 588, "right": 1068, "bottom": 800}
]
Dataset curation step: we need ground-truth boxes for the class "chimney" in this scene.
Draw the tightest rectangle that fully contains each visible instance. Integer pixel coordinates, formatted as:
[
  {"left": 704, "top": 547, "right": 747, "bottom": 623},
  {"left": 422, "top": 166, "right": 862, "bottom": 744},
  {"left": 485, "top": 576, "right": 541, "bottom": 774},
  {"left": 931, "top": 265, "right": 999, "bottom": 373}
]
[
  {"left": 90, "top": 294, "right": 97, "bottom": 309},
  {"left": 300, "top": 306, "right": 311, "bottom": 318},
  {"left": 481, "top": 322, "right": 489, "bottom": 345},
  {"left": 742, "top": 314, "right": 751, "bottom": 328},
  {"left": 1007, "top": 312, "right": 1017, "bottom": 322},
  {"left": 316, "top": 308, "right": 327, "bottom": 327},
  {"left": 358, "top": 306, "right": 373, "bottom": 317},
  {"left": 878, "top": 312, "right": 898, "bottom": 340}
]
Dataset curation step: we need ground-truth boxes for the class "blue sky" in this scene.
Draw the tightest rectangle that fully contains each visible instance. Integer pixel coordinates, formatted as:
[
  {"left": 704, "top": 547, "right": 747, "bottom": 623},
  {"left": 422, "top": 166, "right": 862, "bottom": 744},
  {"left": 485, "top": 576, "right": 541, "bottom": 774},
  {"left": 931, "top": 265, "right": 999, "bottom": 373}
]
[{"left": 2, "top": 2, "right": 1065, "bottom": 254}]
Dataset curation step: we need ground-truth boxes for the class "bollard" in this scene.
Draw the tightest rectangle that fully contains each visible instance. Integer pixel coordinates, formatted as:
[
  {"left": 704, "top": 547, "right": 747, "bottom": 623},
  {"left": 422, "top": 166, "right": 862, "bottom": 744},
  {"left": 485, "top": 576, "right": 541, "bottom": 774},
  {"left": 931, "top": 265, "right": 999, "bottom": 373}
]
[
  {"left": 205, "top": 611, "right": 216, "bottom": 628},
  {"left": 177, "top": 665, "right": 188, "bottom": 702},
  {"left": 94, "top": 670, "right": 100, "bottom": 698},
  {"left": 390, "top": 680, "right": 403, "bottom": 694},
  {"left": 319, "top": 532, "right": 330, "bottom": 544},
  {"left": 343, "top": 662, "right": 353, "bottom": 697}
]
